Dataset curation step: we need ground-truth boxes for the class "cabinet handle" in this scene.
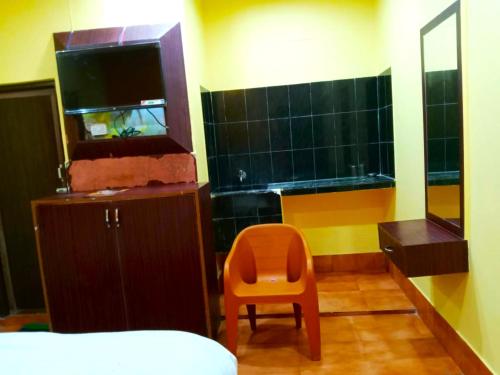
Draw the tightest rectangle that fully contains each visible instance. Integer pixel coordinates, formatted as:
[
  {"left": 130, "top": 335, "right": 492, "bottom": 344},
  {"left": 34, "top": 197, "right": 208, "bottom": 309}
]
[
  {"left": 382, "top": 246, "right": 394, "bottom": 254},
  {"left": 105, "top": 209, "right": 111, "bottom": 228},
  {"left": 115, "top": 208, "right": 120, "bottom": 228}
]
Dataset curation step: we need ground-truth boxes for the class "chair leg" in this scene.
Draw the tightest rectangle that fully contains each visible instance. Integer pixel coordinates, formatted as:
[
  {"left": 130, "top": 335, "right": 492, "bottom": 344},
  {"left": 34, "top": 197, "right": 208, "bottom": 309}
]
[
  {"left": 246, "top": 304, "right": 257, "bottom": 331},
  {"left": 225, "top": 301, "right": 240, "bottom": 356},
  {"left": 293, "top": 303, "right": 302, "bottom": 329},
  {"left": 303, "top": 300, "right": 321, "bottom": 361}
]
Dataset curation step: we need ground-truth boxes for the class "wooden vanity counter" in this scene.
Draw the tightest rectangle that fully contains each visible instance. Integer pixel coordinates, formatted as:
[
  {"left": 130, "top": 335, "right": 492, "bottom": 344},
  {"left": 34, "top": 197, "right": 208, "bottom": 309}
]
[{"left": 378, "top": 219, "right": 468, "bottom": 277}]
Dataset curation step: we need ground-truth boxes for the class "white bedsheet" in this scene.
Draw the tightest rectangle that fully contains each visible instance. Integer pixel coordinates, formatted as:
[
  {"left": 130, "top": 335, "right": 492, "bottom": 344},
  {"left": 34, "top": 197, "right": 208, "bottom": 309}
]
[{"left": 0, "top": 330, "right": 237, "bottom": 375}]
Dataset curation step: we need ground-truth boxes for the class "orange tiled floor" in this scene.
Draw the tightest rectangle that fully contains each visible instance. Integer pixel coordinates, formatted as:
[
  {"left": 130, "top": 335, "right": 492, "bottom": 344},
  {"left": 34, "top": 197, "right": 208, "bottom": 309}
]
[
  {"left": 218, "top": 272, "right": 462, "bottom": 374},
  {"left": 0, "top": 313, "right": 47, "bottom": 332},
  {"left": 0, "top": 272, "right": 462, "bottom": 374},
  {"left": 220, "top": 272, "right": 416, "bottom": 317}
]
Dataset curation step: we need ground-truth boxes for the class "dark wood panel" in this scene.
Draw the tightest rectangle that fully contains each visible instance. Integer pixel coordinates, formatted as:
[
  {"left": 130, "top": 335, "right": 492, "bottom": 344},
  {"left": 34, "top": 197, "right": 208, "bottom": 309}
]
[
  {"left": 0, "top": 237, "right": 9, "bottom": 316},
  {"left": 312, "top": 252, "right": 388, "bottom": 273},
  {"left": 33, "top": 182, "right": 208, "bottom": 205},
  {"left": 160, "top": 23, "right": 192, "bottom": 151},
  {"left": 53, "top": 32, "right": 71, "bottom": 51},
  {"left": 70, "top": 134, "right": 187, "bottom": 160},
  {"left": 379, "top": 219, "right": 463, "bottom": 246},
  {"left": 197, "top": 184, "right": 220, "bottom": 338},
  {"left": 63, "top": 115, "right": 80, "bottom": 160},
  {"left": 116, "top": 195, "right": 207, "bottom": 334},
  {"left": 35, "top": 203, "right": 128, "bottom": 332},
  {"left": 0, "top": 211, "right": 12, "bottom": 316},
  {"left": 122, "top": 24, "right": 172, "bottom": 43},
  {"left": 378, "top": 219, "right": 468, "bottom": 277},
  {"left": 68, "top": 27, "right": 123, "bottom": 48},
  {"left": 389, "top": 262, "right": 492, "bottom": 374},
  {"left": 0, "top": 88, "right": 62, "bottom": 309},
  {"left": 0, "top": 80, "right": 60, "bottom": 93}
]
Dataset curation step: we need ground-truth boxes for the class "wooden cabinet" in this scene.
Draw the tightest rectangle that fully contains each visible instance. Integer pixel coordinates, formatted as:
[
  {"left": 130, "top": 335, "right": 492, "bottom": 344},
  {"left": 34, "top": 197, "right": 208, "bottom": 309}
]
[
  {"left": 378, "top": 219, "right": 468, "bottom": 277},
  {"left": 33, "top": 183, "right": 219, "bottom": 337},
  {"left": 35, "top": 202, "right": 128, "bottom": 332}
]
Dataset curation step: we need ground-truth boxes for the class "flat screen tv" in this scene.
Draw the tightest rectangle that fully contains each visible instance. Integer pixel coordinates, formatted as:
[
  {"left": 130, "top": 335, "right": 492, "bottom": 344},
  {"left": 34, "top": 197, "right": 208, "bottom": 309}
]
[{"left": 56, "top": 42, "right": 165, "bottom": 114}]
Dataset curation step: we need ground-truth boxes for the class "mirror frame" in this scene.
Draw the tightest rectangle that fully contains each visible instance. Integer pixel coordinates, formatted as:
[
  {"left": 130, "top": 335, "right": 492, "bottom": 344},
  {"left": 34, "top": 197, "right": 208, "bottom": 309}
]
[{"left": 420, "top": 0, "right": 464, "bottom": 237}]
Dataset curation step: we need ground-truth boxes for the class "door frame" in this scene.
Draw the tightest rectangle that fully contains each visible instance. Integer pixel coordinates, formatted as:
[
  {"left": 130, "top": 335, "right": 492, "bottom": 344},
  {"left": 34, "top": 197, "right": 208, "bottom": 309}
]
[
  {"left": 0, "top": 79, "right": 64, "bottom": 314},
  {"left": 0, "top": 80, "right": 64, "bottom": 163}
]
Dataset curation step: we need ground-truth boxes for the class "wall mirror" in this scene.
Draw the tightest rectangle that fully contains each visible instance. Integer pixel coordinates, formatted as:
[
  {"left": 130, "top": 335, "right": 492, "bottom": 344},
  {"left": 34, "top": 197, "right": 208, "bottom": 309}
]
[{"left": 421, "top": 1, "right": 464, "bottom": 237}]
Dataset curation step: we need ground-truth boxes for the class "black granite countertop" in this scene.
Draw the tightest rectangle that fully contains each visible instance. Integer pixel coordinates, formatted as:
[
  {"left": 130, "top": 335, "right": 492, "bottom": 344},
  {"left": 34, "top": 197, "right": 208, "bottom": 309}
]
[
  {"left": 211, "top": 175, "right": 395, "bottom": 197},
  {"left": 427, "top": 171, "right": 460, "bottom": 186}
]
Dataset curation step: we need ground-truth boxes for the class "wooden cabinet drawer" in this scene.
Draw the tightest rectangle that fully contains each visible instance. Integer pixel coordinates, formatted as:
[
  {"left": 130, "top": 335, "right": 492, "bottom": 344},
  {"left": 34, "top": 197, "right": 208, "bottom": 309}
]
[
  {"left": 378, "top": 226, "right": 405, "bottom": 272},
  {"left": 378, "top": 219, "right": 468, "bottom": 277}
]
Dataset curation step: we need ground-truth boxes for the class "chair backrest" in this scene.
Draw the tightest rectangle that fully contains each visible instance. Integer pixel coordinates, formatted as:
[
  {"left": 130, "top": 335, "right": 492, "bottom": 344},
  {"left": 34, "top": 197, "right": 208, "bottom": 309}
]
[{"left": 228, "top": 224, "right": 308, "bottom": 283}]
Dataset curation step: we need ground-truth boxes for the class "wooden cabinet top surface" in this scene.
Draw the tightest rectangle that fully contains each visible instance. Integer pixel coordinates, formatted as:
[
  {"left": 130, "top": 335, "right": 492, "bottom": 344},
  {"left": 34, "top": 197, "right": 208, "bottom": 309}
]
[
  {"left": 378, "top": 219, "right": 468, "bottom": 277},
  {"left": 32, "top": 182, "right": 209, "bottom": 206},
  {"left": 378, "top": 219, "right": 466, "bottom": 246}
]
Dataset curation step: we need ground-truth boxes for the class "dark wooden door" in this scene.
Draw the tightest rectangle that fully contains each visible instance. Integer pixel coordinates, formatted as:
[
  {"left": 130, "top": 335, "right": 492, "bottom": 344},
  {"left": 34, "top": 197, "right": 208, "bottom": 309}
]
[
  {"left": 116, "top": 195, "right": 207, "bottom": 334},
  {"left": 0, "top": 232, "right": 9, "bottom": 316},
  {"left": 36, "top": 203, "right": 128, "bottom": 332},
  {"left": 0, "top": 84, "right": 63, "bottom": 310}
]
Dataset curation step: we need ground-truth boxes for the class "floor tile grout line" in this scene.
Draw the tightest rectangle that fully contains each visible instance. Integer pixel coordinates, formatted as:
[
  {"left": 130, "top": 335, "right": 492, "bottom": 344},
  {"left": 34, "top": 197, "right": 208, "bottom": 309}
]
[{"left": 219, "top": 309, "right": 418, "bottom": 320}]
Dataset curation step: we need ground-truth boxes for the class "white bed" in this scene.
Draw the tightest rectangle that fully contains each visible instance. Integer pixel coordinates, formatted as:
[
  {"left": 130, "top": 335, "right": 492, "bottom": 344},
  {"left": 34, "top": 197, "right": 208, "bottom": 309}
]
[{"left": 0, "top": 330, "right": 237, "bottom": 375}]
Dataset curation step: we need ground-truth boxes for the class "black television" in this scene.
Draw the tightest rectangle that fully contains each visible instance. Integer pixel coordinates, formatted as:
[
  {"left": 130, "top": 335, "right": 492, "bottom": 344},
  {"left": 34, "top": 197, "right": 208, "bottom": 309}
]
[{"left": 56, "top": 42, "right": 166, "bottom": 115}]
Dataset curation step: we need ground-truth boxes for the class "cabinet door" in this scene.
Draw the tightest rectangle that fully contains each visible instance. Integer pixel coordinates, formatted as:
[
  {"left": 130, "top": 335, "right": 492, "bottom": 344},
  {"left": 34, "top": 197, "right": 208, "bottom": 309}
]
[
  {"left": 116, "top": 195, "right": 206, "bottom": 334},
  {"left": 36, "top": 203, "right": 127, "bottom": 332}
]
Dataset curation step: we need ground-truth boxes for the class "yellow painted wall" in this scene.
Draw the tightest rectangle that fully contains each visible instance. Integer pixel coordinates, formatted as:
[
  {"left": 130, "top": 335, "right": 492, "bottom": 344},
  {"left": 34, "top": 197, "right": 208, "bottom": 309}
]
[
  {"left": 282, "top": 189, "right": 395, "bottom": 255},
  {"left": 181, "top": 0, "right": 209, "bottom": 181},
  {"left": 0, "top": 0, "right": 69, "bottom": 84},
  {"left": 199, "top": 0, "right": 382, "bottom": 91},
  {"left": 0, "top": 0, "right": 185, "bottom": 84},
  {"left": 379, "top": 0, "right": 497, "bottom": 372}
]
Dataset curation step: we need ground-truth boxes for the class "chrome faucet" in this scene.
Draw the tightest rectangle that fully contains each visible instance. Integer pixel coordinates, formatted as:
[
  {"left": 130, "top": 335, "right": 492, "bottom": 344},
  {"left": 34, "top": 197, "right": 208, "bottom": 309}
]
[{"left": 238, "top": 169, "right": 247, "bottom": 183}]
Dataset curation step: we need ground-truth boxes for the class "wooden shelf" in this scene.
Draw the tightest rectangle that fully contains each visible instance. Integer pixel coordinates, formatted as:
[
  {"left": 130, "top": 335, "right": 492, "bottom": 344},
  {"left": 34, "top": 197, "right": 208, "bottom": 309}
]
[
  {"left": 378, "top": 219, "right": 468, "bottom": 277},
  {"left": 71, "top": 135, "right": 187, "bottom": 159},
  {"left": 54, "top": 23, "right": 192, "bottom": 160}
]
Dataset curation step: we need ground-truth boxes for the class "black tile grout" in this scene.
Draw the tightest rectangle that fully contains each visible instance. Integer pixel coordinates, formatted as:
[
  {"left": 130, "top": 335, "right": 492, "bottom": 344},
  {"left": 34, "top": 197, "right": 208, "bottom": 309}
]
[
  {"left": 376, "top": 75, "right": 383, "bottom": 175},
  {"left": 213, "top": 214, "right": 282, "bottom": 221},
  {"left": 210, "top": 143, "right": 390, "bottom": 158},
  {"left": 286, "top": 85, "right": 295, "bottom": 184},
  {"left": 243, "top": 88, "right": 252, "bottom": 186},
  {"left": 427, "top": 137, "right": 460, "bottom": 141},
  {"left": 309, "top": 79, "right": 317, "bottom": 181},
  {"left": 207, "top": 94, "right": 221, "bottom": 190},
  {"left": 265, "top": 87, "right": 275, "bottom": 184},
  {"left": 353, "top": 77, "right": 361, "bottom": 171},
  {"left": 208, "top": 109, "right": 381, "bottom": 125},
  {"left": 426, "top": 102, "right": 459, "bottom": 107}
]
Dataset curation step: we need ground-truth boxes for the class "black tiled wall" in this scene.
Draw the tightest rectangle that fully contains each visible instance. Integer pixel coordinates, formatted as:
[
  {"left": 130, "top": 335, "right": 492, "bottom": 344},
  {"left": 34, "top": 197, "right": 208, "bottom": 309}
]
[
  {"left": 202, "top": 72, "right": 394, "bottom": 252},
  {"left": 425, "top": 70, "right": 460, "bottom": 172},
  {"left": 201, "top": 74, "right": 395, "bottom": 192},
  {"left": 378, "top": 71, "right": 395, "bottom": 177},
  {"left": 211, "top": 192, "right": 282, "bottom": 252}
]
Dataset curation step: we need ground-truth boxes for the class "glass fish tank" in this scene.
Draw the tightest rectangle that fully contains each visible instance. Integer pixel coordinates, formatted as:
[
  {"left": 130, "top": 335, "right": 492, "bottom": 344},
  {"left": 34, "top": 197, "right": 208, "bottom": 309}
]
[{"left": 81, "top": 107, "right": 167, "bottom": 140}]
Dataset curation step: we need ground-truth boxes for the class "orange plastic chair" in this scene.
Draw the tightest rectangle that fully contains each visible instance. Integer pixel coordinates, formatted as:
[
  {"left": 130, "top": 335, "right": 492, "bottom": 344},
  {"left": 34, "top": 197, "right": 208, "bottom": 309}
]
[{"left": 223, "top": 224, "right": 321, "bottom": 361}]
